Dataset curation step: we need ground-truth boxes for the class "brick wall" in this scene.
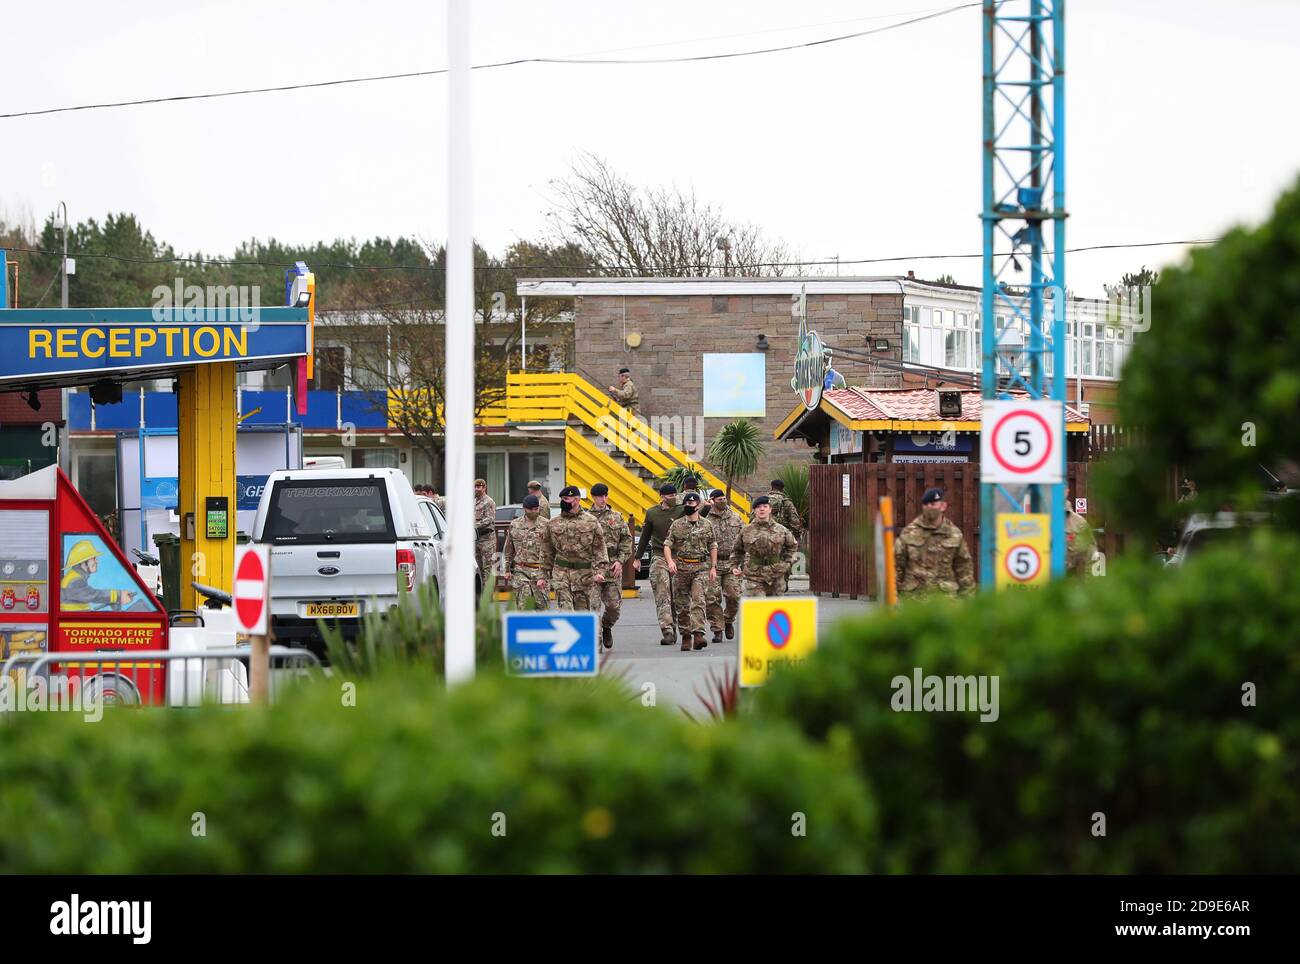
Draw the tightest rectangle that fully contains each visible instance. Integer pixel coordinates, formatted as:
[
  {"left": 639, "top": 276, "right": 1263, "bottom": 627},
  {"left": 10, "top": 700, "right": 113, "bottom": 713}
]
[
  {"left": 0, "top": 389, "right": 62, "bottom": 425},
  {"left": 573, "top": 292, "right": 904, "bottom": 494}
]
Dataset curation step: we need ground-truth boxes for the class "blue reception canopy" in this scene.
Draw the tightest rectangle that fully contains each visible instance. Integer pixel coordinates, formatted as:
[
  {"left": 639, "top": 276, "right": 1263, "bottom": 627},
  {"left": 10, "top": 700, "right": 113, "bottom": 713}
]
[{"left": 0, "top": 306, "right": 310, "bottom": 390}]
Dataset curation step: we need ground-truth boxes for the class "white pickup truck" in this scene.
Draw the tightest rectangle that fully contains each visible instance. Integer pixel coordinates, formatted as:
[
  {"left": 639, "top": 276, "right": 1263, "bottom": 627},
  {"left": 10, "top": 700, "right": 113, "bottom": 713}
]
[{"left": 251, "top": 468, "right": 446, "bottom": 656}]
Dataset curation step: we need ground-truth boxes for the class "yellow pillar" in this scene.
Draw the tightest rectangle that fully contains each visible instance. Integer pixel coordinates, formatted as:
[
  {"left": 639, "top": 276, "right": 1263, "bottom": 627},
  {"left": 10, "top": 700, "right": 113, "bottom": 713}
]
[{"left": 177, "top": 362, "right": 238, "bottom": 611}]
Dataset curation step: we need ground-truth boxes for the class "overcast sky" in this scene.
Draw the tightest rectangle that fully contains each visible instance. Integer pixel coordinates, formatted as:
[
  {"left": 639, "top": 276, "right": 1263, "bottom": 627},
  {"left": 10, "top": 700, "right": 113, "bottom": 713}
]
[{"left": 3, "top": 0, "right": 1298, "bottom": 295}]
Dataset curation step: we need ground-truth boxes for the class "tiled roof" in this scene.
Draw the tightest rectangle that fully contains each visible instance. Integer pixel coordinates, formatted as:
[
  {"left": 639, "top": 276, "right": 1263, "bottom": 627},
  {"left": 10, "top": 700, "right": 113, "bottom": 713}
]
[{"left": 822, "top": 388, "right": 1088, "bottom": 425}]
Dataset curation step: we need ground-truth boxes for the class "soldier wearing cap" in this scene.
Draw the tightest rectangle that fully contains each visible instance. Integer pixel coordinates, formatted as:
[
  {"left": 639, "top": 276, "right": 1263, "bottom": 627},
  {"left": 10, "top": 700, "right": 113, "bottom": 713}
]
[
  {"left": 608, "top": 367, "right": 639, "bottom": 418},
  {"left": 543, "top": 485, "right": 608, "bottom": 611},
  {"left": 665, "top": 491, "right": 718, "bottom": 651},
  {"left": 763, "top": 478, "right": 803, "bottom": 539},
  {"left": 733, "top": 496, "right": 798, "bottom": 597},
  {"left": 680, "top": 474, "right": 709, "bottom": 518},
  {"left": 526, "top": 480, "right": 551, "bottom": 517},
  {"left": 895, "top": 487, "right": 975, "bottom": 598},
  {"left": 634, "top": 483, "right": 686, "bottom": 645},
  {"left": 704, "top": 488, "right": 744, "bottom": 642},
  {"left": 473, "top": 478, "right": 498, "bottom": 588},
  {"left": 503, "top": 495, "right": 551, "bottom": 610},
  {"left": 588, "top": 482, "right": 633, "bottom": 649}
]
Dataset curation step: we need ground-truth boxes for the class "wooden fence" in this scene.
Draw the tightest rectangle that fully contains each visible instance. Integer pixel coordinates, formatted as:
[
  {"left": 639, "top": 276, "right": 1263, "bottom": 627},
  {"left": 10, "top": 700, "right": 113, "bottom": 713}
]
[{"left": 808, "top": 461, "right": 1127, "bottom": 598}]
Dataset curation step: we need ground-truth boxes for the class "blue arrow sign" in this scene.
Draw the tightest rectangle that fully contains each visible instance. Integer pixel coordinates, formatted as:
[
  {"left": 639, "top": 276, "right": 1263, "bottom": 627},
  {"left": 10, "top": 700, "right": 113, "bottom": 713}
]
[{"left": 502, "top": 611, "right": 599, "bottom": 677}]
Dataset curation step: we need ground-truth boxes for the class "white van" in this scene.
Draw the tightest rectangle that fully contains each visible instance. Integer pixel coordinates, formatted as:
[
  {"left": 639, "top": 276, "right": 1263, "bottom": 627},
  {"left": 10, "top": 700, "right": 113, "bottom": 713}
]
[{"left": 251, "top": 468, "right": 440, "bottom": 655}]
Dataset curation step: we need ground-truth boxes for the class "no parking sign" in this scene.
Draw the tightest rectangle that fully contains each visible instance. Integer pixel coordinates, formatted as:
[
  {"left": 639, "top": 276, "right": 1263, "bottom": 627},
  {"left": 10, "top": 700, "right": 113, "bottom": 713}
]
[
  {"left": 995, "top": 513, "right": 1050, "bottom": 589},
  {"left": 739, "top": 597, "right": 817, "bottom": 687}
]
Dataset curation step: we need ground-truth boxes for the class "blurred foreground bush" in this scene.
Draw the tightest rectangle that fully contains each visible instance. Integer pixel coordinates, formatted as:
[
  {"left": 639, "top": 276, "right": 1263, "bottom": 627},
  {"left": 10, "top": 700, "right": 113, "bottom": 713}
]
[
  {"left": 758, "top": 534, "right": 1300, "bottom": 873},
  {"left": 0, "top": 671, "right": 872, "bottom": 873}
]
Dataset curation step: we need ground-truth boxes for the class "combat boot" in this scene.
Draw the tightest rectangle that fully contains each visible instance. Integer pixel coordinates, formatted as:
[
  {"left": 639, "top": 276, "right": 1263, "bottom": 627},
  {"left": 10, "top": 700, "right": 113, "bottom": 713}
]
[
  {"left": 724, "top": 622, "right": 735, "bottom": 639},
  {"left": 602, "top": 625, "right": 613, "bottom": 650},
  {"left": 711, "top": 626, "right": 724, "bottom": 645},
  {"left": 693, "top": 630, "right": 707, "bottom": 651},
  {"left": 660, "top": 629, "right": 675, "bottom": 646},
  {"left": 680, "top": 630, "right": 692, "bottom": 652}
]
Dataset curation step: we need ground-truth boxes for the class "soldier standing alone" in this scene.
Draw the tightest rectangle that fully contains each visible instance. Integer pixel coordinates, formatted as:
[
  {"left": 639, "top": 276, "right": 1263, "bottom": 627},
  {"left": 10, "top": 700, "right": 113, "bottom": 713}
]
[
  {"left": 895, "top": 487, "right": 975, "bottom": 598},
  {"left": 503, "top": 494, "right": 551, "bottom": 610},
  {"left": 633, "top": 483, "right": 685, "bottom": 646},
  {"left": 664, "top": 492, "right": 718, "bottom": 651},
  {"left": 608, "top": 367, "right": 639, "bottom": 418},
  {"left": 704, "top": 488, "right": 744, "bottom": 643},
  {"left": 588, "top": 482, "right": 632, "bottom": 650},
  {"left": 544, "top": 485, "right": 608, "bottom": 611},
  {"left": 473, "top": 479, "right": 497, "bottom": 588},
  {"left": 733, "top": 496, "right": 798, "bottom": 597}
]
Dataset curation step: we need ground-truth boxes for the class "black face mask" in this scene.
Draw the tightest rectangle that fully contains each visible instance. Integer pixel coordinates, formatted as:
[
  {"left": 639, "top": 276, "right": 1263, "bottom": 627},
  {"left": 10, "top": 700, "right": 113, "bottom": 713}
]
[
  {"left": 684, "top": 504, "right": 699, "bottom": 517},
  {"left": 562, "top": 499, "right": 579, "bottom": 514}
]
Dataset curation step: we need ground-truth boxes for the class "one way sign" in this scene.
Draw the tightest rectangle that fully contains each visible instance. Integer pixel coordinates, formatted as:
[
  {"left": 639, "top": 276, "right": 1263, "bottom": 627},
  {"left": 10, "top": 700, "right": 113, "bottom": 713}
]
[{"left": 502, "top": 611, "right": 599, "bottom": 677}]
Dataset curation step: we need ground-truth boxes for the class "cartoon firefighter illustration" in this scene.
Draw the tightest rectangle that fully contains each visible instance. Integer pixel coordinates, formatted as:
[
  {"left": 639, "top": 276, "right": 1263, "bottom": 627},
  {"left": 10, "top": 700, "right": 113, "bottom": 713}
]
[{"left": 61, "top": 539, "right": 133, "bottom": 611}]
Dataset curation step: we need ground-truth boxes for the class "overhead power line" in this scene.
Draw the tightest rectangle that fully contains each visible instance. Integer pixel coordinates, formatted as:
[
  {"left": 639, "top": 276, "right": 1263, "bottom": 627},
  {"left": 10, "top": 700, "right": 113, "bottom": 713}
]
[
  {"left": 0, "top": 3, "right": 981, "bottom": 120},
  {"left": 4, "top": 237, "right": 1221, "bottom": 276}
]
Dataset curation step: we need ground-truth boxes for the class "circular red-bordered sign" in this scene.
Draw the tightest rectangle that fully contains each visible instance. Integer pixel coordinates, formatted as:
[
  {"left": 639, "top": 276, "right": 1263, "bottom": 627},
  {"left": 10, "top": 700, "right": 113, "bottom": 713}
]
[
  {"left": 1003, "top": 543, "right": 1042, "bottom": 582},
  {"left": 234, "top": 549, "right": 267, "bottom": 633},
  {"left": 991, "top": 408, "right": 1053, "bottom": 475}
]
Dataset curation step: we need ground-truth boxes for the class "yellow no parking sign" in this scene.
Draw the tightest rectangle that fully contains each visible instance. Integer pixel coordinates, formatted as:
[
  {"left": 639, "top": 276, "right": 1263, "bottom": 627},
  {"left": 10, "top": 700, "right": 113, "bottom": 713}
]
[{"left": 739, "top": 597, "right": 818, "bottom": 688}]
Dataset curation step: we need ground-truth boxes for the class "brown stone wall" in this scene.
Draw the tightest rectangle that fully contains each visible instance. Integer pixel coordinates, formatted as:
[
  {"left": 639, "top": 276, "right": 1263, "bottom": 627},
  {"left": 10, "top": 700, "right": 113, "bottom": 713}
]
[{"left": 572, "top": 292, "right": 904, "bottom": 496}]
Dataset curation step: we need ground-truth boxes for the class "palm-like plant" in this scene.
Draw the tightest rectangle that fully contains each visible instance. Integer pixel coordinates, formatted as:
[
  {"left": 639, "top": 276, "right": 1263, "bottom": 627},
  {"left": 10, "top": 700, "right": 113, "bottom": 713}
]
[
  {"left": 707, "top": 418, "right": 765, "bottom": 502},
  {"left": 776, "top": 461, "right": 810, "bottom": 522}
]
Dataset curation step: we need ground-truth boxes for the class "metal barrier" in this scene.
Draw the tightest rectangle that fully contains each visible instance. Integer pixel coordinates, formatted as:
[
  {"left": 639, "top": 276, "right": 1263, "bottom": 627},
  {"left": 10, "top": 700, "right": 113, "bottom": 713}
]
[{"left": 0, "top": 647, "right": 322, "bottom": 713}]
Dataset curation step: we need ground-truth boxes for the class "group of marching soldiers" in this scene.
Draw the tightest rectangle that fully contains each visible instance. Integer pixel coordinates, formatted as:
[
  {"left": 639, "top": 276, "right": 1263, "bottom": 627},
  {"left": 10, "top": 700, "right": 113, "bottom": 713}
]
[{"left": 499, "top": 472, "right": 803, "bottom": 653}]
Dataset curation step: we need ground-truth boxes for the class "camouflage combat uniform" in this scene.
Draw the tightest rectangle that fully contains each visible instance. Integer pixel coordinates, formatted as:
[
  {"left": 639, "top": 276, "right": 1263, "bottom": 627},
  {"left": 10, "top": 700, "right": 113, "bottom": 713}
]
[
  {"left": 503, "top": 513, "right": 551, "bottom": 610},
  {"left": 704, "top": 503, "right": 745, "bottom": 632},
  {"left": 635, "top": 501, "right": 685, "bottom": 637},
  {"left": 766, "top": 490, "right": 804, "bottom": 539},
  {"left": 895, "top": 514, "right": 975, "bottom": 597},
  {"left": 610, "top": 377, "right": 639, "bottom": 418},
  {"left": 666, "top": 515, "right": 718, "bottom": 635},
  {"left": 431, "top": 495, "right": 446, "bottom": 514},
  {"left": 735, "top": 517, "right": 799, "bottom": 596},
  {"left": 474, "top": 492, "right": 498, "bottom": 585},
  {"left": 544, "top": 509, "right": 609, "bottom": 611},
  {"left": 530, "top": 492, "right": 551, "bottom": 517},
  {"left": 590, "top": 503, "right": 633, "bottom": 630},
  {"left": 1065, "top": 508, "right": 1094, "bottom": 578}
]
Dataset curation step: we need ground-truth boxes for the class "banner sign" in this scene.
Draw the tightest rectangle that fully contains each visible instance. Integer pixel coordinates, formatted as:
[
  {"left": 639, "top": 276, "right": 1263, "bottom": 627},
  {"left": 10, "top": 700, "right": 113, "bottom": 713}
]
[{"left": 0, "top": 308, "right": 309, "bottom": 385}]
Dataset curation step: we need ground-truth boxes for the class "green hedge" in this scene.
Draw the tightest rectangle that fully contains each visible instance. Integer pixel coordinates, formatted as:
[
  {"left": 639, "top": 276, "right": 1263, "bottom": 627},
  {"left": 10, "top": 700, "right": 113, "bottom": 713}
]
[
  {"left": 0, "top": 671, "right": 873, "bottom": 873},
  {"left": 757, "top": 534, "right": 1300, "bottom": 873}
]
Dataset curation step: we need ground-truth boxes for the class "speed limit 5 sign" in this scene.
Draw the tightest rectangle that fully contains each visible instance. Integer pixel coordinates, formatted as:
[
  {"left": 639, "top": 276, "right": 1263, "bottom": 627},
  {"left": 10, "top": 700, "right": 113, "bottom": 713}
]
[{"left": 980, "top": 399, "right": 1064, "bottom": 484}]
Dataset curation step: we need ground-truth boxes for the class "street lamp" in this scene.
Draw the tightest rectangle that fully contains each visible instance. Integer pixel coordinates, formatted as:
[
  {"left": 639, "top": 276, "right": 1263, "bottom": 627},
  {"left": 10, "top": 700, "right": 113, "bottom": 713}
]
[{"left": 54, "top": 201, "right": 69, "bottom": 308}]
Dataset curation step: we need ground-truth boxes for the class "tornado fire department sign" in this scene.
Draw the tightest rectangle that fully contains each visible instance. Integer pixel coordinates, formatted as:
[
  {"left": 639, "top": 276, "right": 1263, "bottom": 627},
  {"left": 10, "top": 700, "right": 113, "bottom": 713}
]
[
  {"left": 233, "top": 545, "right": 270, "bottom": 635},
  {"left": 981, "top": 400, "right": 1063, "bottom": 484}
]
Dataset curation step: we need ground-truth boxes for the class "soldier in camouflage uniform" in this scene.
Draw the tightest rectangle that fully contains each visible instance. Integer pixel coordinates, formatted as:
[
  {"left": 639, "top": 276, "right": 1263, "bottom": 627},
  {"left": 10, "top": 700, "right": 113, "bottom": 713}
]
[
  {"left": 608, "top": 367, "right": 639, "bottom": 419},
  {"left": 664, "top": 491, "right": 718, "bottom": 651},
  {"left": 503, "top": 494, "right": 551, "bottom": 610},
  {"left": 588, "top": 482, "right": 632, "bottom": 650},
  {"left": 680, "top": 475, "right": 709, "bottom": 517},
  {"left": 704, "top": 488, "right": 744, "bottom": 643},
  {"left": 1064, "top": 492, "right": 1095, "bottom": 578},
  {"left": 633, "top": 483, "right": 685, "bottom": 646},
  {"left": 764, "top": 479, "right": 804, "bottom": 539},
  {"left": 473, "top": 479, "right": 497, "bottom": 588},
  {"left": 733, "top": 495, "right": 799, "bottom": 596},
  {"left": 526, "top": 480, "right": 551, "bottom": 517},
  {"left": 895, "top": 487, "right": 975, "bottom": 598},
  {"left": 544, "top": 485, "right": 608, "bottom": 611},
  {"left": 428, "top": 485, "right": 446, "bottom": 515}
]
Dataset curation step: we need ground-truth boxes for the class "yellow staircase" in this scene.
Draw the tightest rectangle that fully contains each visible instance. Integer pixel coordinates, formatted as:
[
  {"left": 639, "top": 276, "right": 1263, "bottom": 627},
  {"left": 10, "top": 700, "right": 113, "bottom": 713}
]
[{"left": 500, "top": 372, "right": 752, "bottom": 524}]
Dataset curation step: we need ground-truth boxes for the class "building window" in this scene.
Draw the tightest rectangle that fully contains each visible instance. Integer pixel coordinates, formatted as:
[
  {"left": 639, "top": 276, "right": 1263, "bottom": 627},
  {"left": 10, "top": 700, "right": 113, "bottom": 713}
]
[
  {"left": 507, "top": 452, "right": 550, "bottom": 505},
  {"left": 352, "top": 448, "right": 398, "bottom": 469},
  {"left": 315, "top": 345, "right": 346, "bottom": 391}
]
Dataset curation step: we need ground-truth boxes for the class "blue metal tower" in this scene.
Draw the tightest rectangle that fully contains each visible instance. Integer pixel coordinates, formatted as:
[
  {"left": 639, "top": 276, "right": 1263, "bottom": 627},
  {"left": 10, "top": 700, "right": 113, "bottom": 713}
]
[{"left": 980, "top": 0, "right": 1067, "bottom": 587}]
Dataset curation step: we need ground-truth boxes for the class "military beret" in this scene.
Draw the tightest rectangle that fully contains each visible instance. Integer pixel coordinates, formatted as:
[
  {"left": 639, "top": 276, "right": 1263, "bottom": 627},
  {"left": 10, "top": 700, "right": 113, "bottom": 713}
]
[
  {"left": 770, "top": 479, "right": 785, "bottom": 490},
  {"left": 527, "top": 480, "right": 543, "bottom": 489},
  {"left": 521, "top": 495, "right": 539, "bottom": 509},
  {"left": 659, "top": 483, "right": 677, "bottom": 495},
  {"left": 618, "top": 367, "right": 631, "bottom": 374},
  {"left": 559, "top": 485, "right": 580, "bottom": 498},
  {"left": 921, "top": 487, "right": 945, "bottom": 505},
  {"left": 682, "top": 492, "right": 701, "bottom": 505},
  {"left": 752, "top": 495, "right": 771, "bottom": 507},
  {"left": 710, "top": 488, "right": 725, "bottom": 499},
  {"left": 590, "top": 482, "right": 609, "bottom": 496}
]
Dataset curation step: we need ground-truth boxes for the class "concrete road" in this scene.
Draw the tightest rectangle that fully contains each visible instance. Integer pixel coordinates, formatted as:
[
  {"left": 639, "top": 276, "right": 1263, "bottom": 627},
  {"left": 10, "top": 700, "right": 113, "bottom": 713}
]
[{"left": 588, "top": 577, "right": 875, "bottom": 712}]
